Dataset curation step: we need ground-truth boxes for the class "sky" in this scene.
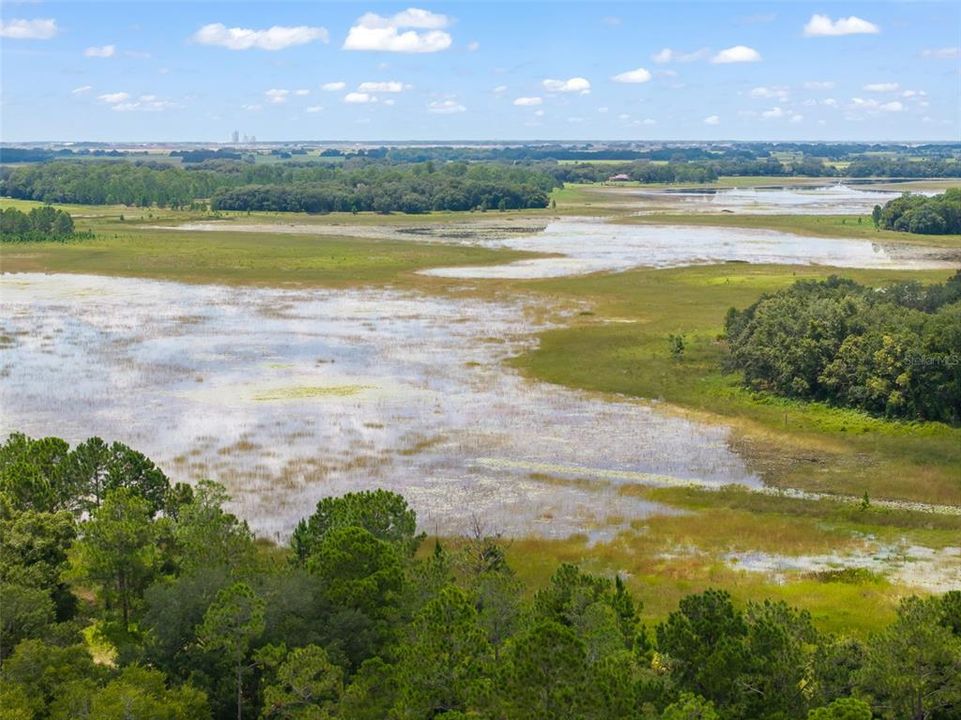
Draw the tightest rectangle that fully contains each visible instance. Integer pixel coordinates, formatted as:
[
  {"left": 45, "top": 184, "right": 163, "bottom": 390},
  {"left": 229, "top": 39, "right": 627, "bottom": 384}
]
[{"left": 1, "top": 1, "right": 959, "bottom": 142}]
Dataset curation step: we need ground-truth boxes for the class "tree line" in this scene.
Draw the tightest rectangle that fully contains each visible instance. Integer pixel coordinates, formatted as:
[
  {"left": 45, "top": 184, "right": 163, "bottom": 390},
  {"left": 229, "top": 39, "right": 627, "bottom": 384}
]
[
  {"left": 0, "top": 206, "right": 90, "bottom": 243},
  {"left": 2, "top": 432, "right": 960, "bottom": 720},
  {"left": 0, "top": 161, "right": 558, "bottom": 211},
  {"left": 724, "top": 273, "right": 961, "bottom": 423},
  {"left": 872, "top": 189, "right": 961, "bottom": 235}
]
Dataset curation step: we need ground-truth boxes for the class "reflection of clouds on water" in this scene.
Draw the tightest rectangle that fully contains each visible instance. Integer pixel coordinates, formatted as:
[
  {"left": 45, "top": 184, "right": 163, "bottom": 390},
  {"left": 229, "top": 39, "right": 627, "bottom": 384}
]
[
  {"left": 422, "top": 219, "right": 957, "bottom": 279},
  {"left": 1, "top": 273, "right": 757, "bottom": 541}
]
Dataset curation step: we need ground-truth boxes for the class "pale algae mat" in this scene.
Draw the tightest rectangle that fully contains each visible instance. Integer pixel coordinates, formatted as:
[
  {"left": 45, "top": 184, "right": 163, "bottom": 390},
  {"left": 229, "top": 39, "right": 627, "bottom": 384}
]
[{"left": 0, "top": 273, "right": 756, "bottom": 541}]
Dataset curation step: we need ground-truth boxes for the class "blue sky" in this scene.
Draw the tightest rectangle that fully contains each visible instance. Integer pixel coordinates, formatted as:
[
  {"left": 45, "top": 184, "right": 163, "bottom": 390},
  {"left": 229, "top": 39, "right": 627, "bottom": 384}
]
[{"left": 1, "top": 1, "right": 959, "bottom": 142}]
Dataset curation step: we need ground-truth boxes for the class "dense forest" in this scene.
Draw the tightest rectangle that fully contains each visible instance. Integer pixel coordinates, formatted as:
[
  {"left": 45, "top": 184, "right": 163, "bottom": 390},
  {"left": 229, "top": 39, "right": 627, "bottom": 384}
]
[
  {"left": 2, "top": 432, "right": 960, "bottom": 720},
  {"left": 0, "top": 206, "right": 90, "bottom": 243},
  {"left": 872, "top": 189, "right": 961, "bottom": 234},
  {"left": 0, "top": 161, "right": 557, "bottom": 212},
  {"left": 724, "top": 273, "right": 961, "bottom": 423}
]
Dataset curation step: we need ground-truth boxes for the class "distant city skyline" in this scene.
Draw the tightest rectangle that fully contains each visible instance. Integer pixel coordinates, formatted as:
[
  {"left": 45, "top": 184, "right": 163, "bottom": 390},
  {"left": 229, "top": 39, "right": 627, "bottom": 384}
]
[{"left": 1, "top": 1, "right": 958, "bottom": 142}]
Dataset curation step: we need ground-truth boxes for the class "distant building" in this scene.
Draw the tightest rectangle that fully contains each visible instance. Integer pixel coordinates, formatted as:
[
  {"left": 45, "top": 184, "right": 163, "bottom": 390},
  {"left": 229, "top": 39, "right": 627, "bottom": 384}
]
[
  {"left": 231, "top": 130, "right": 239, "bottom": 144},
  {"left": 608, "top": 173, "right": 631, "bottom": 182}
]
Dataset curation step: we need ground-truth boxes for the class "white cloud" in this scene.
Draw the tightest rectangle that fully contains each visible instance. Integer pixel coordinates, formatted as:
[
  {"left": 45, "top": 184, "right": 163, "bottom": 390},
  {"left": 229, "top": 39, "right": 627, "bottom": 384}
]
[
  {"left": 467, "top": 40, "right": 480, "bottom": 52},
  {"left": 492, "top": 85, "right": 507, "bottom": 94},
  {"left": 72, "top": 85, "right": 93, "bottom": 95},
  {"left": 98, "top": 92, "right": 131, "bottom": 104},
  {"left": 901, "top": 89, "right": 926, "bottom": 98},
  {"left": 192, "top": 23, "right": 328, "bottom": 51},
  {"left": 597, "top": 107, "right": 609, "bottom": 113},
  {"left": 749, "top": 86, "right": 789, "bottom": 101},
  {"left": 112, "top": 96, "right": 177, "bottom": 112},
  {"left": 265, "top": 88, "right": 290, "bottom": 104},
  {"left": 98, "top": 92, "right": 175, "bottom": 112},
  {"left": 343, "top": 8, "right": 452, "bottom": 53},
  {"left": 652, "top": 47, "right": 708, "bottom": 64},
  {"left": 513, "top": 96, "right": 542, "bottom": 106},
  {"left": 428, "top": 99, "right": 466, "bottom": 114},
  {"left": 803, "top": 14, "right": 879, "bottom": 37},
  {"left": 711, "top": 45, "right": 761, "bottom": 63},
  {"left": 306, "top": 106, "right": 323, "bottom": 113},
  {"left": 823, "top": 98, "right": 838, "bottom": 107},
  {"left": 789, "top": 114, "right": 804, "bottom": 124},
  {"left": 383, "top": 98, "right": 395, "bottom": 106},
  {"left": 703, "top": 115, "right": 720, "bottom": 125},
  {"left": 864, "top": 82, "right": 899, "bottom": 92},
  {"left": 242, "top": 104, "right": 263, "bottom": 111},
  {"left": 322, "top": 82, "right": 346, "bottom": 92},
  {"left": 543, "top": 77, "right": 591, "bottom": 94},
  {"left": 612, "top": 67, "right": 652, "bottom": 83},
  {"left": 84, "top": 44, "right": 116, "bottom": 58},
  {"left": 344, "top": 92, "right": 377, "bottom": 104},
  {"left": 357, "top": 81, "right": 410, "bottom": 93},
  {"left": 761, "top": 106, "right": 785, "bottom": 119},
  {"left": 921, "top": 47, "right": 960, "bottom": 60},
  {"left": 803, "top": 80, "right": 836, "bottom": 90},
  {"left": 0, "top": 18, "right": 58, "bottom": 39},
  {"left": 294, "top": 89, "right": 310, "bottom": 96},
  {"left": 533, "top": 109, "right": 545, "bottom": 117},
  {"left": 850, "top": 97, "right": 904, "bottom": 113}
]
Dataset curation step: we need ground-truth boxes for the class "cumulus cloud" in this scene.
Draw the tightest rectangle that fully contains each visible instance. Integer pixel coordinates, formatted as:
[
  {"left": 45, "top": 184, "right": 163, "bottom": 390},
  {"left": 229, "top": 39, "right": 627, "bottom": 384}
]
[
  {"left": 344, "top": 92, "right": 377, "bottom": 104},
  {"left": 85, "top": 45, "right": 116, "bottom": 58},
  {"left": 761, "top": 106, "right": 785, "bottom": 119},
  {"left": 850, "top": 97, "right": 904, "bottom": 112},
  {"left": 467, "top": 40, "right": 480, "bottom": 52},
  {"left": 0, "top": 18, "right": 58, "bottom": 39},
  {"left": 611, "top": 67, "right": 652, "bottom": 83},
  {"left": 98, "top": 92, "right": 131, "bottom": 104},
  {"left": 492, "top": 85, "right": 507, "bottom": 94},
  {"left": 97, "top": 92, "right": 175, "bottom": 112},
  {"left": 921, "top": 47, "right": 960, "bottom": 59},
  {"left": 703, "top": 115, "right": 720, "bottom": 125},
  {"left": 749, "top": 86, "right": 789, "bottom": 101},
  {"left": 651, "top": 47, "right": 708, "bottom": 64},
  {"left": 72, "top": 85, "right": 93, "bottom": 95},
  {"left": 513, "top": 96, "right": 542, "bottom": 106},
  {"left": 112, "top": 96, "right": 177, "bottom": 112},
  {"left": 357, "top": 81, "right": 410, "bottom": 93},
  {"left": 306, "top": 106, "right": 324, "bottom": 113},
  {"left": 864, "top": 82, "right": 899, "bottom": 92},
  {"left": 343, "top": 8, "right": 452, "bottom": 53},
  {"left": 543, "top": 77, "right": 591, "bottom": 94},
  {"left": 265, "top": 89, "right": 290, "bottom": 104},
  {"left": 803, "top": 80, "right": 836, "bottom": 90},
  {"left": 192, "top": 23, "right": 328, "bottom": 51},
  {"left": 803, "top": 14, "right": 879, "bottom": 37},
  {"left": 322, "top": 81, "right": 346, "bottom": 91},
  {"left": 427, "top": 99, "right": 466, "bottom": 114},
  {"left": 294, "top": 89, "right": 310, "bottom": 96},
  {"left": 711, "top": 45, "right": 761, "bottom": 63}
]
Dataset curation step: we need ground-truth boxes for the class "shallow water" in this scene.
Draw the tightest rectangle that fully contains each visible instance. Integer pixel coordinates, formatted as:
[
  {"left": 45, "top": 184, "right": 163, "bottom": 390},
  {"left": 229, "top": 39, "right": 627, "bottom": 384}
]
[
  {"left": 633, "top": 184, "right": 923, "bottom": 215},
  {"left": 725, "top": 544, "right": 961, "bottom": 593},
  {"left": 421, "top": 219, "right": 957, "bottom": 279},
  {"left": 0, "top": 273, "right": 758, "bottom": 541}
]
